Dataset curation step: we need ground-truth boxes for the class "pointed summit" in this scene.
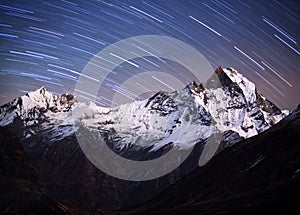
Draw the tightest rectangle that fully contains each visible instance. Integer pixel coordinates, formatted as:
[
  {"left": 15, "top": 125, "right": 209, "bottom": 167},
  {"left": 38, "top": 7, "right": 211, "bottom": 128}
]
[
  {"left": 39, "top": 86, "right": 46, "bottom": 96},
  {"left": 215, "top": 65, "right": 223, "bottom": 75},
  {"left": 192, "top": 66, "right": 288, "bottom": 138},
  {"left": 0, "top": 87, "right": 76, "bottom": 126}
]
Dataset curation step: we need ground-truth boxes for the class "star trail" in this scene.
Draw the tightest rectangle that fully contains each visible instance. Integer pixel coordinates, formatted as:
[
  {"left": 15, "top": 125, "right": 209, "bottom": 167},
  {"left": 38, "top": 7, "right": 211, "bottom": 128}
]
[{"left": 0, "top": 0, "right": 299, "bottom": 110}]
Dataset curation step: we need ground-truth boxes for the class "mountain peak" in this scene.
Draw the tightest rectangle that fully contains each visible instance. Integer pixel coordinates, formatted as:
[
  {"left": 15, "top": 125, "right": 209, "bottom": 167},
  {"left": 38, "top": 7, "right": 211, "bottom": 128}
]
[
  {"left": 215, "top": 65, "right": 224, "bottom": 75},
  {"left": 0, "top": 87, "right": 76, "bottom": 127},
  {"left": 38, "top": 86, "right": 46, "bottom": 95},
  {"left": 25, "top": 86, "right": 53, "bottom": 106},
  {"left": 191, "top": 66, "right": 253, "bottom": 97},
  {"left": 191, "top": 66, "right": 288, "bottom": 138}
]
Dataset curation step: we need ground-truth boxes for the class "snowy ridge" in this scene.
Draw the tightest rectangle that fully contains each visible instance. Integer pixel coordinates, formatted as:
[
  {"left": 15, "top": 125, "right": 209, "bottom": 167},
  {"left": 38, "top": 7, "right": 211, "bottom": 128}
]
[
  {"left": 74, "top": 87, "right": 217, "bottom": 150},
  {"left": 0, "top": 87, "right": 77, "bottom": 142},
  {"left": 0, "top": 86, "right": 75, "bottom": 127},
  {"left": 0, "top": 67, "right": 289, "bottom": 150},
  {"left": 223, "top": 68, "right": 256, "bottom": 104},
  {"left": 193, "top": 67, "right": 288, "bottom": 138}
]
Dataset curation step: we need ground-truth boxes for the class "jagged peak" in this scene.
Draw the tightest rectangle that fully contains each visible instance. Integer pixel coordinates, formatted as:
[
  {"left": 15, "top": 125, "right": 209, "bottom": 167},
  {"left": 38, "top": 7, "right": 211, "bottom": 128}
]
[
  {"left": 190, "top": 66, "right": 251, "bottom": 93},
  {"left": 24, "top": 87, "right": 75, "bottom": 102},
  {"left": 23, "top": 87, "right": 76, "bottom": 112},
  {"left": 38, "top": 86, "right": 46, "bottom": 95},
  {"left": 202, "top": 66, "right": 254, "bottom": 89},
  {"left": 27, "top": 86, "right": 49, "bottom": 98},
  {"left": 190, "top": 66, "right": 258, "bottom": 105},
  {"left": 215, "top": 65, "right": 224, "bottom": 75},
  {"left": 0, "top": 87, "right": 78, "bottom": 126}
]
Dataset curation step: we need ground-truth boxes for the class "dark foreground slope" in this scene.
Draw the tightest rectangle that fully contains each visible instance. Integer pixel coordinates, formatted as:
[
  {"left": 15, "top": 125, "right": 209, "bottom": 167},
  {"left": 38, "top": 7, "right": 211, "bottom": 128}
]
[
  {"left": 1, "top": 104, "right": 299, "bottom": 214},
  {"left": 0, "top": 128, "right": 76, "bottom": 214},
  {"left": 120, "top": 106, "right": 300, "bottom": 215}
]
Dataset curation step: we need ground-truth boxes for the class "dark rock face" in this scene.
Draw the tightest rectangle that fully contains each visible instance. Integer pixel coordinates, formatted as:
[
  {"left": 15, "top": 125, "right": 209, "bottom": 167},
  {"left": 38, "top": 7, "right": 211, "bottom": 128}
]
[
  {"left": 0, "top": 126, "right": 201, "bottom": 212},
  {"left": 0, "top": 128, "right": 75, "bottom": 214},
  {"left": 144, "top": 91, "right": 178, "bottom": 116},
  {"left": 255, "top": 89, "right": 282, "bottom": 115},
  {"left": 0, "top": 115, "right": 245, "bottom": 213},
  {"left": 121, "top": 107, "right": 300, "bottom": 215},
  {"left": 59, "top": 93, "right": 76, "bottom": 111}
]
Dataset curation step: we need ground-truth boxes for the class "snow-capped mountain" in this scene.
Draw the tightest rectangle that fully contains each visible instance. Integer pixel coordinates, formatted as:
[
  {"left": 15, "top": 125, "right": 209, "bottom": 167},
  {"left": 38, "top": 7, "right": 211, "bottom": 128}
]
[
  {"left": 0, "top": 87, "right": 76, "bottom": 141},
  {"left": 0, "top": 66, "right": 288, "bottom": 150},
  {"left": 193, "top": 66, "right": 289, "bottom": 138},
  {"left": 0, "top": 87, "right": 75, "bottom": 126},
  {"left": 0, "top": 66, "right": 294, "bottom": 212}
]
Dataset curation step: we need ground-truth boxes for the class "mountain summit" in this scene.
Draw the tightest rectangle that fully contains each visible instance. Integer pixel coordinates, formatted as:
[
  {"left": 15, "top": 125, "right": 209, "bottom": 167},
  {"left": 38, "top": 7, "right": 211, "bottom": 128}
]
[
  {"left": 0, "top": 86, "right": 75, "bottom": 126},
  {"left": 0, "top": 66, "right": 288, "bottom": 149},
  {"left": 191, "top": 66, "right": 288, "bottom": 138}
]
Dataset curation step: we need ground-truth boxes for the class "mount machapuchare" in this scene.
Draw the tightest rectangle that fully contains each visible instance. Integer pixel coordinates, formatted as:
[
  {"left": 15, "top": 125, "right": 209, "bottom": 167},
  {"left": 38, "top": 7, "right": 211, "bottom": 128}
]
[{"left": 0, "top": 66, "right": 299, "bottom": 214}]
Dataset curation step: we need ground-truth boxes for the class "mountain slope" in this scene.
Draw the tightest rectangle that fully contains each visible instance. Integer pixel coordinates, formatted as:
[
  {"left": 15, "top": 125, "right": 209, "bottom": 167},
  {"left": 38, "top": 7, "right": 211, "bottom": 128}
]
[
  {"left": 0, "top": 127, "right": 76, "bottom": 214},
  {"left": 120, "top": 105, "right": 300, "bottom": 215}
]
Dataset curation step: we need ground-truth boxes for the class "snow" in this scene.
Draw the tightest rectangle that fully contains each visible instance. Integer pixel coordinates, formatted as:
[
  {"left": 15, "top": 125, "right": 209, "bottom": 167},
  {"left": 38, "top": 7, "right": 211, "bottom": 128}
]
[
  {"left": 223, "top": 68, "right": 256, "bottom": 104},
  {"left": 78, "top": 98, "right": 192, "bottom": 149},
  {"left": 261, "top": 109, "right": 288, "bottom": 126},
  {"left": 151, "top": 124, "right": 217, "bottom": 150},
  {"left": 192, "top": 67, "right": 288, "bottom": 139},
  {"left": 0, "top": 109, "right": 16, "bottom": 126},
  {"left": 0, "top": 67, "right": 289, "bottom": 150}
]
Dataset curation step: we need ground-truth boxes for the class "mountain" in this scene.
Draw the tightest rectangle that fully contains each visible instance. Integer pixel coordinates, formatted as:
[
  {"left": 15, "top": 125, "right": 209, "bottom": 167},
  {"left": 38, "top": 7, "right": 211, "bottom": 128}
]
[
  {"left": 0, "top": 66, "right": 288, "bottom": 149},
  {"left": 0, "top": 87, "right": 75, "bottom": 127},
  {"left": 0, "top": 66, "right": 292, "bottom": 213},
  {"left": 120, "top": 105, "right": 300, "bottom": 215}
]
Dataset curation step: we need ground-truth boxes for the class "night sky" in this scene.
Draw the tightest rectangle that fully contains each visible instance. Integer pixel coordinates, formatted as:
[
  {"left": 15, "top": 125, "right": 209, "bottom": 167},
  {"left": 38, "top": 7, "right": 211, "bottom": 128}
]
[{"left": 0, "top": 0, "right": 299, "bottom": 110}]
